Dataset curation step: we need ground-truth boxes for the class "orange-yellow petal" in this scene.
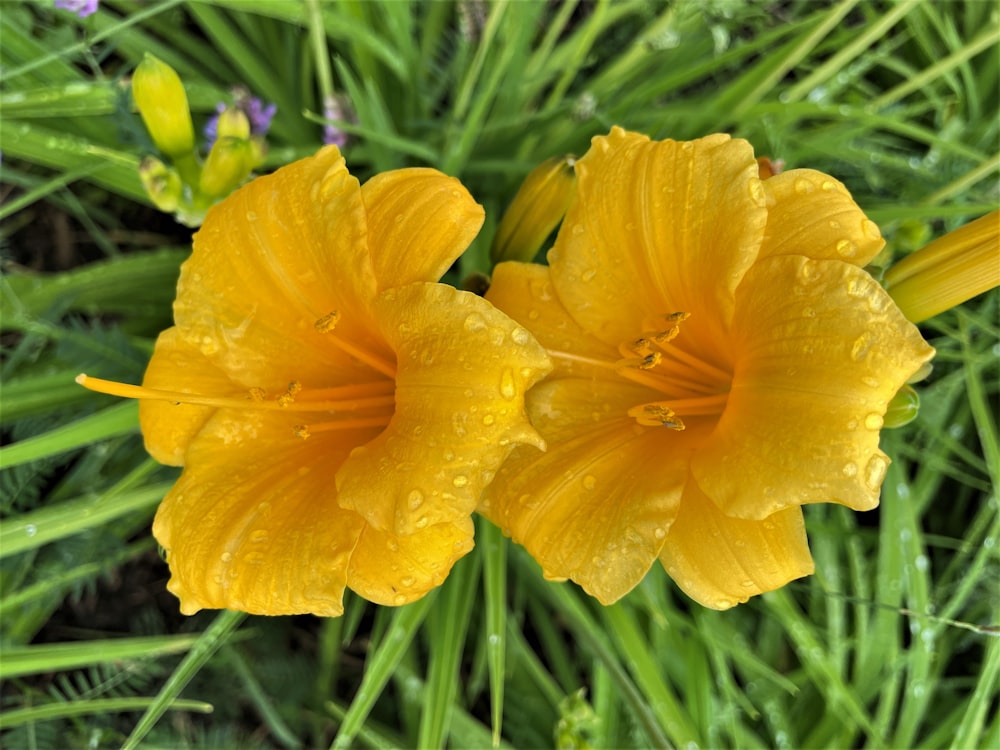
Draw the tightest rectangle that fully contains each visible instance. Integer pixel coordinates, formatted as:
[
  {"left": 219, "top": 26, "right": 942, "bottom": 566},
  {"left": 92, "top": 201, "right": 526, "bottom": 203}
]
[
  {"left": 549, "top": 127, "right": 764, "bottom": 357},
  {"left": 152, "top": 409, "right": 378, "bottom": 617},
  {"left": 336, "top": 282, "right": 551, "bottom": 534},
  {"left": 173, "top": 146, "right": 389, "bottom": 390},
  {"left": 348, "top": 518, "right": 474, "bottom": 606},
  {"left": 481, "top": 378, "right": 713, "bottom": 604},
  {"left": 139, "top": 327, "right": 230, "bottom": 466},
  {"left": 486, "top": 261, "right": 621, "bottom": 381},
  {"left": 361, "top": 168, "right": 485, "bottom": 290},
  {"left": 760, "top": 169, "right": 885, "bottom": 267},
  {"left": 660, "top": 484, "right": 814, "bottom": 610},
  {"left": 692, "top": 255, "right": 935, "bottom": 518}
]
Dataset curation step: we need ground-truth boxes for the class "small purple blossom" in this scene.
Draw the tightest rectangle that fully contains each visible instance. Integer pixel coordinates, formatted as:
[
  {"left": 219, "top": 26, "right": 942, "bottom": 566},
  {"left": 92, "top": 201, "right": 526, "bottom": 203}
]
[
  {"left": 322, "top": 95, "right": 348, "bottom": 147},
  {"left": 55, "top": 0, "right": 99, "bottom": 17},
  {"left": 203, "top": 87, "right": 277, "bottom": 145}
]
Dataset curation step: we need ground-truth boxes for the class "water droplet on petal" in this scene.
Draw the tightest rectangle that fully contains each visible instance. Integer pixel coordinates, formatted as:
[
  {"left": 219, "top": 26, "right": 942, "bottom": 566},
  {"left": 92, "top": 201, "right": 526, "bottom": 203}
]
[
  {"left": 499, "top": 369, "right": 516, "bottom": 400},
  {"left": 843, "top": 462, "right": 858, "bottom": 478},
  {"left": 511, "top": 327, "right": 530, "bottom": 345},
  {"left": 864, "top": 413, "right": 884, "bottom": 430},
  {"left": 394, "top": 594, "right": 407, "bottom": 605},
  {"left": 464, "top": 313, "right": 487, "bottom": 332},
  {"left": 249, "top": 530, "right": 269, "bottom": 543},
  {"left": 851, "top": 332, "right": 874, "bottom": 360},
  {"left": 654, "top": 527, "right": 666, "bottom": 540},
  {"left": 407, "top": 490, "right": 424, "bottom": 510},
  {"left": 836, "top": 239, "right": 857, "bottom": 258},
  {"left": 581, "top": 268, "right": 597, "bottom": 282},
  {"left": 221, "top": 552, "right": 233, "bottom": 563},
  {"left": 453, "top": 475, "right": 469, "bottom": 488},
  {"left": 401, "top": 576, "right": 415, "bottom": 587},
  {"left": 864, "top": 454, "right": 889, "bottom": 490},
  {"left": 793, "top": 177, "right": 815, "bottom": 195}
]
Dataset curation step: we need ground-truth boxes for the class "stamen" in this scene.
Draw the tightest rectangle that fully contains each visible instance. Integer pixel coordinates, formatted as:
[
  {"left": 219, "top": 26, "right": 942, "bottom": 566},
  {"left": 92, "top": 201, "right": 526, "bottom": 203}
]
[
  {"left": 76, "top": 374, "right": 394, "bottom": 413},
  {"left": 295, "top": 416, "right": 393, "bottom": 435},
  {"left": 314, "top": 311, "right": 341, "bottom": 333},
  {"left": 628, "top": 402, "right": 685, "bottom": 430},
  {"left": 277, "top": 380, "right": 302, "bottom": 407},
  {"left": 248, "top": 387, "right": 266, "bottom": 401},
  {"left": 293, "top": 424, "right": 311, "bottom": 440},
  {"left": 616, "top": 352, "right": 661, "bottom": 371}
]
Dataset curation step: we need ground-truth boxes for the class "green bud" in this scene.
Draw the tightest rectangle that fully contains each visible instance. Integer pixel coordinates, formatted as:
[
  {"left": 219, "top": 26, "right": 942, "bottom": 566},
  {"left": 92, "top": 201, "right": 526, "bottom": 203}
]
[
  {"left": 199, "top": 136, "right": 253, "bottom": 197},
  {"left": 884, "top": 384, "right": 920, "bottom": 429},
  {"left": 138, "top": 156, "right": 183, "bottom": 212},
  {"left": 132, "top": 53, "right": 195, "bottom": 158}
]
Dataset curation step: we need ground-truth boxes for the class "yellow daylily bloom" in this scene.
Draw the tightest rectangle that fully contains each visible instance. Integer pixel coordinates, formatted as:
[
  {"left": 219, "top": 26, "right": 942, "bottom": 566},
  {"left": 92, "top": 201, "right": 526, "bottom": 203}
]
[
  {"left": 482, "top": 127, "right": 935, "bottom": 609},
  {"left": 79, "top": 147, "right": 551, "bottom": 617}
]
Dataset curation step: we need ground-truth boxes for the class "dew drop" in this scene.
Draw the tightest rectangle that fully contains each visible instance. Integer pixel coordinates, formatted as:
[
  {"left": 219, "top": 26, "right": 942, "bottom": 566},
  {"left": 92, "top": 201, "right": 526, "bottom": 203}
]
[
  {"left": 394, "top": 594, "right": 408, "bottom": 605},
  {"left": 250, "top": 529, "right": 269, "bottom": 543},
  {"left": 221, "top": 552, "right": 233, "bottom": 563},
  {"left": 851, "top": 332, "right": 874, "bottom": 360},
  {"left": 820, "top": 180, "right": 837, "bottom": 192},
  {"left": 464, "top": 313, "right": 487, "bottom": 332},
  {"left": 581, "top": 268, "right": 597, "bottom": 282},
  {"left": 864, "top": 413, "right": 884, "bottom": 430},
  {"left": 654, "top": 527, "right": 666, "bottom": 540},
  {"left": 407, "top": 489, "right": 424, "bottom": 510},
  {"left": 571, "top": 223, "right": 585, "bottom": 236},
  {"left": 511, "top": 327, "right": 530, "bottom": 345},
  {"left": 499, "top": 369, "right": 516, "bottom": 400},
  {"left": 24, "top": 524, "right": 36, "bottom": 537},
  {"left": 797, "top": 259, "right": 821, "bottom": 284},
  {"left": 864, "top": 454, "right": 889, "bottom": 490},
  {"left": 861, "top": 375, "right": 880, "bottom": 388},
  {"left": 453, "top": 475, "right": 469, "bottom": 488},
  {"left": 582, "top": 474, "right": 597, "bottom": 490},
  {"left": 401, "top": 576, "right": 415, "bottom": 587},
  {"left": 482, "top": 414, "right": 495, "bottom": 426},
  {"left": 488, "top": 633, "right": 501, "bottom": 646},
  {"left": 715, "top": 599, "right": 733, "bottom": 609},
  {"left": 842, "top": 462, "right": 858, "bottom": 478},
  {"left": 415, "top": 516, "right": 429, "bottom": 529},
  {"left": 835, "top": 239, "right": 857, "bottom": 258},
  {"left": 793, "top": 177, "right": 815, "bottom": 195}
]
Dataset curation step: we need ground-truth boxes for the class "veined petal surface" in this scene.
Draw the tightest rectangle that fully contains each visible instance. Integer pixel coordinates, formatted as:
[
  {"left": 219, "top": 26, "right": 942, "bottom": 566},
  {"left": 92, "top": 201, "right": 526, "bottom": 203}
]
[
  {"left": 760, "top": 169, "right": 885, "bottom": 267},
  {"left": 692, "top": 254, "right": 935, "bottom": 518},
  {"left": 660, "top": 484, "right": 814, "bottom": 610},
  {"left": 336, "top": 282, "right": 551, "bottom": 534},
  {"left": 152, "top": 408, "right": 377, "bottom": 617},
  {"left": 362, "top": 168, "right": 485, "bottom": 290},
  {"left": 140, "top": 327, "right": 231, "bottom": 466}
]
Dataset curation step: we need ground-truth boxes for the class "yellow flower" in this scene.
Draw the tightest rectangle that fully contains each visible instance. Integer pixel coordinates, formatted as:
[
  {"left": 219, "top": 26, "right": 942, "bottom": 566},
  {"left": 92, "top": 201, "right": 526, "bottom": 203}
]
[
  {"left": 481, "top": 127, "right": 935, "bottom": 609},
  {"left": 78, "top": 147, "right": 551, "bottom": 616}
]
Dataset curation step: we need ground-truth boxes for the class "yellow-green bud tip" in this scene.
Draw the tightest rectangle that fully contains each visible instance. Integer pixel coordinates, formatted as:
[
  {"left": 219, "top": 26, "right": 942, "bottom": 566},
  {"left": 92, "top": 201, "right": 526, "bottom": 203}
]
[{"left": 132, "top": 53, "right": 196, "bottom": 158}]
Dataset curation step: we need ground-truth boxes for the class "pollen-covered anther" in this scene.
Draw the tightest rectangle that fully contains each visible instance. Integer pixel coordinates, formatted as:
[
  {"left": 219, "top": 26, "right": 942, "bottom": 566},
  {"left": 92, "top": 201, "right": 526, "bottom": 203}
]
[
  {"left": 617, "top": 352, "right": 662, "bottom": 370},
  {"left": 276, "top": 380, "right": 302, "bottom": 407},
  {"left": 293, "top": 424, "right": 311, "bottom": 440},
  {"left": 248, "top": 387, "right": 266, "bottom": 401},
  {"left": 628, "top": 402, "right": 686, "bottom": 430},
  {"left": 314, "top": 310, "right": 341, "bottom": 333}
]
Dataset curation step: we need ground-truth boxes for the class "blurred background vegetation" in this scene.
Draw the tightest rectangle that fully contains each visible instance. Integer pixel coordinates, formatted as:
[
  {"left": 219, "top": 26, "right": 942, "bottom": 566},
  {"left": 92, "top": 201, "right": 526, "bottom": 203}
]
[{"left": 1, "top": 1, "right": 997, "bottom": 748}]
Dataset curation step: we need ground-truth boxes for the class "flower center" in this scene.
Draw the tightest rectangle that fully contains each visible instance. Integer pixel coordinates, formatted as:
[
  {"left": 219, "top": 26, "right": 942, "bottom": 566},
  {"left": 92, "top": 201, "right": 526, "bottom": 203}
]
[
  {"left": 614, "top": 312, "right": 732, "bottom": 430},
  {"left": 76, "top": 311, "right": 396, "bottom": 439}
]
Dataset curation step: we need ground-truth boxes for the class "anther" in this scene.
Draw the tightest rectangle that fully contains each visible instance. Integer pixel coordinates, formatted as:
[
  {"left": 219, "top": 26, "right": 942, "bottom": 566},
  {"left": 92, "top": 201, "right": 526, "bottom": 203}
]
[
  {"left": 615, "top": 352, "right": 661, "bottom": 370},
  {"left": 628, "top": 402, "right": 686, "bottom": 430},
  {"left": 293, "top": 424, "right": 311, "bottom": 440},
  {"left": 314, "top": 311, "right": 341, "bottom": 333},
  {"left": 277, "top": 381, "right": 302, "bottom": 407},
  {"left": 248, "top": 387, "right": 266, "bottom": 401}
]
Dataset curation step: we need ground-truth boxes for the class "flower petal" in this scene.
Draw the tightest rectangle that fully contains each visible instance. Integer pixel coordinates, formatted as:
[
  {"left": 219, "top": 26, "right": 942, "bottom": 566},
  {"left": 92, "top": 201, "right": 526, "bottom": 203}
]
[
  {"left": 660, "top": 483, "right": 814, "bottom": 610},
  {"left": 152, "top": 409, "right": 377, "bottom": 617},
  {"left": 486, "top": 262, "right": 621, "bottom": 381},
  {"left": 139, "top": 327, "right": 230, "bottom": 466},
  {"left": 336, "top": 282, "right": 552, "bottom": 534},
  {"left": 362, "top": 168, "right": 485, "bottom": 289},
  {"left": 760, "top": 169, "right": 885, "bottom": 267},
  {"left": 174, "top": 146, "right": 389, "bottom": 390},
  {"left": 480, "top": 377, "right": 711, "bottom": 604},
  {"left": 549, "top": 127, "right": 765, "bottom": 358},
  {"left": 692, "top": 255, "right": 935, "bottom": 518},
  {"left": 348, "top": 518, "right": 474, "bottom": 606}
]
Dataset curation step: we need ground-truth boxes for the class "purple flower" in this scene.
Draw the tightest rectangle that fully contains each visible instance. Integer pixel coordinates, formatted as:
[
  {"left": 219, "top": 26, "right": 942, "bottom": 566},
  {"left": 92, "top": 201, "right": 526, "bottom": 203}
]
[
  {"left": 203, "top": 88, "right": 276, "bottom": 145},
  {"left": 55, "top": 0, "right": 99, "bottom": 17},
  {"left": 322, "top": 95, "right": 348, "bottom": 147}
]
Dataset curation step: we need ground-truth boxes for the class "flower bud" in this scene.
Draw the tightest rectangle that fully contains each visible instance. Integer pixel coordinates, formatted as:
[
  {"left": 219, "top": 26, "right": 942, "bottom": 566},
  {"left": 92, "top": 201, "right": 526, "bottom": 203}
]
[
  {"left": 885, "top": 210, "right": 1000, "bottom": 323},
  {"left": 139, "top": 156, "right": 182, "bottom": 212},
  {"left": 883, "top": 384, "right": 920, "bottom": 429},
  {"left": 132, "top": 54, "right": 196, "bottom": 158},
  {"left": 199, "top": 136, "right": 253, "bottom": 197},
  {"left": 491, "top": 155, "right": 577, "bottom": 265},
  {"left": 215, "top": 106, "right": 251, "bottom": 141}
]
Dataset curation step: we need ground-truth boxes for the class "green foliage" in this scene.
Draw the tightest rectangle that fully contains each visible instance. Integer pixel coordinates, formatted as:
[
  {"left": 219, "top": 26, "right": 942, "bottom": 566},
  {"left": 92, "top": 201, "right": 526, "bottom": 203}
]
[{"left": 1, "top": 1, "right": 997, "bottom": 748}]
